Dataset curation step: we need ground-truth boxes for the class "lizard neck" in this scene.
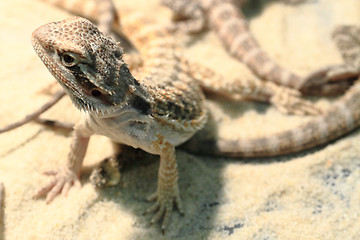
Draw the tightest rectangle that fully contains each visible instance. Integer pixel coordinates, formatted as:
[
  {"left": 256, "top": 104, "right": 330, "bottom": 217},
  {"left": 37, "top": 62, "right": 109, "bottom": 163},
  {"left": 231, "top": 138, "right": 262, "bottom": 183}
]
[{"left": 79, "top": 62, "right": 153, "bottom": 118}]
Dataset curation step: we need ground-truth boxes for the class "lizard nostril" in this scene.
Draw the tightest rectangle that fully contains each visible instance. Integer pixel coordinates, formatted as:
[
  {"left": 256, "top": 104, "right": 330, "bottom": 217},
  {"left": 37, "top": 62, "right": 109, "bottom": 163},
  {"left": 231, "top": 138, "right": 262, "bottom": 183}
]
[{"left": 91, "top": 89, "right": 102, "bottom": 97}]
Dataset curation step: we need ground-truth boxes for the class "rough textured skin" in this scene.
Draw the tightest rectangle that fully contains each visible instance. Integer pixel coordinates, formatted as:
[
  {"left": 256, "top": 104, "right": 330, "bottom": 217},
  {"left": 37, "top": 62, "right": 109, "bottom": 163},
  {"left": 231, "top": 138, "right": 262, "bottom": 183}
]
[
  {"left": 0, "top": 0, "right": 324, "bottom": 134},
  {"left": 29, "top": 0, "right": 360, "bottom": 232},
  {"left": 37, "top": 0, "right": 322, "bottom": 116},
  {"left": 183, "top": 80, "right": 360, "bottom": 157},
  {"left": 182, "top": 25, "right": 360, "bottom": 157},
  {"left": 30, "top": 13, "right": 321, "bottom": 231},
  {"left": 162, "top": 0, "right": 358, "bottom": 95},
  {"left": 32, "top": 16, "right": 207, "bottom": 232},
  {"left": 186, "top": 61, "right": 320, "bottom": 115}
]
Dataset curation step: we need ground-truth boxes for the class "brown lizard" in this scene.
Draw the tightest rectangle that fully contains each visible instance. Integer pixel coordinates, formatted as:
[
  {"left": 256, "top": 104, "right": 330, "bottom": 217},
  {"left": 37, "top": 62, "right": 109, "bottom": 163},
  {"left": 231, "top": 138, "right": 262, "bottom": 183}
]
[
  {"left": 0, "top": 0, "right": 323, "bottom": 134},
  {"left": 162, "top": 0, "right": 359, "bottom": 95},
  {"left": 94, "top": 22, "right": 360, "bottom": 185},
  {"left": 30, "top": 9, "right": 360, "bottom": 231},
  {"left": 31, "top": 16, "right": 206, "bottom": 232},
  {"left": 92, "top": 23, "right": 360, "bottom": 197},
  {"left": 31, "top": 14, "right": 326, "bottom": 232}
]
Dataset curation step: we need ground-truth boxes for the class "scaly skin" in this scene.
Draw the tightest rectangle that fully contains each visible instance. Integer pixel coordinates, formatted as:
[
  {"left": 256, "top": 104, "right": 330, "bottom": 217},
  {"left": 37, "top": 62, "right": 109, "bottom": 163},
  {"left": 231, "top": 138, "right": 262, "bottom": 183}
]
[
  {"left": 90, "top": 24, "right": 360, "bottom": 196},
  {"left": 28, "top": 0, "right": 360, "bottom": 232},
  {"left": 31, "top": 14, "right": 322, "bottom": 232},
  {"left": 32, "top": 16, "right": 207, "bottom": 232},
  {"left": 27, "top": 0, "right": 360, "bottom": 232},
  {"left": 37, "top": 0, "right": 321, "bottom": 115},
  {"left": 0, "top": 0, "right": 322, "bottom": 134},
  {"left": 183, "top": 79, "right": 360, "bottom": 157},
  {"left": 162, "top": 0, "right": 358, "bottom": 95},
  {"left": 182, "top": 24, "right": 360, "bottom": 157}
]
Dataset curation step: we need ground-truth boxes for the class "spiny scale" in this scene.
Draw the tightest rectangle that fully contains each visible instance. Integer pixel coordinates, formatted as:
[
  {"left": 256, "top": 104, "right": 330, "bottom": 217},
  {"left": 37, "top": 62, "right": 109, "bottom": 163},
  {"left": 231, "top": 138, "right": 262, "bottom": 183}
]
[
  {"left": 30, "top": 0, "right": 360, "bottom": 232},
  {"left": 32, "top": 1, "right": 360, "bottom": 159}
]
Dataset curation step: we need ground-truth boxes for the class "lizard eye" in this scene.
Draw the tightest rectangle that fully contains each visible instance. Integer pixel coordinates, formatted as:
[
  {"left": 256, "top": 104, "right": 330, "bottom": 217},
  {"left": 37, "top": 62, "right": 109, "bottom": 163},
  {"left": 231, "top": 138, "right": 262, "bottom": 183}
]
[{"left": 61, "top": 52, "right": 80, "bottom": 67}]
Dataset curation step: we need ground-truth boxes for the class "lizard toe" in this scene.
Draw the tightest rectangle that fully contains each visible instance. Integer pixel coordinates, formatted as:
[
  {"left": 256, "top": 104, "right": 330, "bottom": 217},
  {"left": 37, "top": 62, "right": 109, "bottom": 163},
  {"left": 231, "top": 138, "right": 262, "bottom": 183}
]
[{"left": 34, "top": 168, "right": 81, "bottom": 203}]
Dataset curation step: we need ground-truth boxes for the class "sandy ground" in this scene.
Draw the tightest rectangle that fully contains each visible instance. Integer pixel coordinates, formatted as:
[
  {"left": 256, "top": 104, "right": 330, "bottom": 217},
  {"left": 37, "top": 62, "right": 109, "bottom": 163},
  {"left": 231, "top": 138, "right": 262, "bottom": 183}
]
[{"left": 1, "top": 0, "right": 360, "bottom": 239}]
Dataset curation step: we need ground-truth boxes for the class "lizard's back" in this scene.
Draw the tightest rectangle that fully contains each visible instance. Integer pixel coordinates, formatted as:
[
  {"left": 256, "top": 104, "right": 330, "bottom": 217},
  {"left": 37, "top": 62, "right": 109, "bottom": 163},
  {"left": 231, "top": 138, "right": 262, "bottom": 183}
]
[{"left": 121, "top": 15, "right": 208, "bottom": 134}]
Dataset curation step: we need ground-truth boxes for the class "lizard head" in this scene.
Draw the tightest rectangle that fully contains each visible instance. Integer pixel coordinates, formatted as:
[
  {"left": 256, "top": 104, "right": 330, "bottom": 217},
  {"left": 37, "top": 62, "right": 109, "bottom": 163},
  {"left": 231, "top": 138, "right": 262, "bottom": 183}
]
[{"left": 32, "top": 17, "right": 148, "bottom": 117}]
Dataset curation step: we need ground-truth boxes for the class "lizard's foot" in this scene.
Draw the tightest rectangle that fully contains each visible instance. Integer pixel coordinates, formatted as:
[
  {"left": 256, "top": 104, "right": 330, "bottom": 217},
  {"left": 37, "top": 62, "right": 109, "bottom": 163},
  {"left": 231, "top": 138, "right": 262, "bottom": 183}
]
[
  {"left": 145, "top": 185, "right": 184, "bottom": 232},
  {"left": 34, "top": 168, "right": 81, "bottom": 203},
  {"left": 90, "top": 147, "right": 156, "bottom": 188},
  {"left": 270, "top": 87, "right": 322, "bottom": 116},
  {"left": 90, "top": 155, "right": 121, "bottom": 188},
  {"left": 299, "top": 65, "right": 359, "bottom": 96}
]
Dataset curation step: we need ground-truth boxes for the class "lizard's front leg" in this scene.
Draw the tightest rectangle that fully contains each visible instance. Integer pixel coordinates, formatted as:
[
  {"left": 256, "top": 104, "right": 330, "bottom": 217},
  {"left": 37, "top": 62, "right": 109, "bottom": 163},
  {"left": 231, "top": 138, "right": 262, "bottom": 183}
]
[
  {"left": 146, "top": 138, "right": 183, "bottom": 232},
  {"left": 34, "top": 127, "right": 90, "bottom": 203}
]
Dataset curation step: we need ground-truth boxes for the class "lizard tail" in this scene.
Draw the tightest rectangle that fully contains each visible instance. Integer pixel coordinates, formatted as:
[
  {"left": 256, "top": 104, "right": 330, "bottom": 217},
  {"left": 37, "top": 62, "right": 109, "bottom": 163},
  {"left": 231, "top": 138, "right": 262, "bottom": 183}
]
[
  {"left": 206, "top": 1, "right": 305, "bottom": 90},
  {"left": 181, "top": 80, "right": 360, "bottom": 157}
]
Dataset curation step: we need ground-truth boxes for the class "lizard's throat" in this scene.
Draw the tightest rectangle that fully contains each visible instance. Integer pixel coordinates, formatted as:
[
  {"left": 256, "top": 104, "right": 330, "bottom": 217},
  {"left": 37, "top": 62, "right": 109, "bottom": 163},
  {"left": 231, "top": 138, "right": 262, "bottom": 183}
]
[
  {"left": 73, "top": 97, "right": 124, "bottom": 118},
  {"left": 72, "top": 84, "right": 153, "bottom": 119}
]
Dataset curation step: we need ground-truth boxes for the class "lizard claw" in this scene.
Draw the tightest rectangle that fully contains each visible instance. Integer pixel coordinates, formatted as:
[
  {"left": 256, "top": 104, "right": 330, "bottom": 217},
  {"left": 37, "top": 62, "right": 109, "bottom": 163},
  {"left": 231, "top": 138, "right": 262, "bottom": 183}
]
[
  {"left": 270, "top": 88, "right": 322, "bottom": 116},
  {"left": 145, "top": 186, "right": 183, "bottom": 232},
  {"left": 34, "top": 168, "right": 81, "bottom": 203}
]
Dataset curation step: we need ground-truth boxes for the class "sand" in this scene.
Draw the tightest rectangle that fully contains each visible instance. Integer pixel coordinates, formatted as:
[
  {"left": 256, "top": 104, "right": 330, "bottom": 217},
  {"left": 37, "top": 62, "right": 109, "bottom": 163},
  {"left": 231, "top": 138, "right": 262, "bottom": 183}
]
[{"left": 1, "top": 0, "right": 360, "bottom": 239}]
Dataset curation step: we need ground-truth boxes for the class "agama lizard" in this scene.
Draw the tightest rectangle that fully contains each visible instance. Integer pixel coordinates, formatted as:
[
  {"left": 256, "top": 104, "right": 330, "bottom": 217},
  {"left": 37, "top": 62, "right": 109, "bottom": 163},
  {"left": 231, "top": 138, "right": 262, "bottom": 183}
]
[
  {"left": 30, "top": 11, "right": 360, "bottom": 232},
  {"left": 0, "top": 0, "right": 324, "bottom": 134},
  {"left": 30, "top": 12, "right": 329, "bottom": 231}
]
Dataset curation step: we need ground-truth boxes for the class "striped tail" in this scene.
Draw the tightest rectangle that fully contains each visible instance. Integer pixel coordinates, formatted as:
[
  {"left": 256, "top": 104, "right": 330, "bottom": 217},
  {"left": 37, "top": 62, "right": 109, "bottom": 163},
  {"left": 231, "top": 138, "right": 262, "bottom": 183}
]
[
  {"left": 206, "top": 1, "right": 304, "bottom": 90},
  {"left": 182, "top": 79, "right": 360, "bottom": 157}
]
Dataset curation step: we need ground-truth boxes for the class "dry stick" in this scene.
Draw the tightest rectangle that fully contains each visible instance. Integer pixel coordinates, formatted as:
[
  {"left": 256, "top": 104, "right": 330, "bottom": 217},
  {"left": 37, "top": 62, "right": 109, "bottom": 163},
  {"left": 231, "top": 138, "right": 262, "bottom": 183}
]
[{"left": 0, "top": 90, "right": 65, "bottom": 134}]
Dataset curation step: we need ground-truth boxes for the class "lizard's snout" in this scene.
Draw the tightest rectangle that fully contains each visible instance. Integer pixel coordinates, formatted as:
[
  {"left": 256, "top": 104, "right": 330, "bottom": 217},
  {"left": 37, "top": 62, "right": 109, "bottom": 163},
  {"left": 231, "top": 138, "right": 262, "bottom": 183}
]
[{"left": 32, "top": 25, "right": 50, "bottom": 49}]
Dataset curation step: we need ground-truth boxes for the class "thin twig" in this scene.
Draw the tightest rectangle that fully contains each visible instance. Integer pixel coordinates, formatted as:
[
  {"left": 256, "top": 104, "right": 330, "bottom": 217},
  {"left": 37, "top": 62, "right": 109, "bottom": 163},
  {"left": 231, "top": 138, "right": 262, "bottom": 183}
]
[{"left": 0, "top": 90, "right": 65, "bottom": 134}]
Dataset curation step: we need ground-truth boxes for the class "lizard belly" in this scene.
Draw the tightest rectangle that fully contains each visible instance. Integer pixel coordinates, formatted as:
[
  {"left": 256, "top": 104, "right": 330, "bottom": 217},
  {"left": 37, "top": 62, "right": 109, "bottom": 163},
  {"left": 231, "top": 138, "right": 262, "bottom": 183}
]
[{"left": 84, "top": 110, "right": 196, "bottom": 155}]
